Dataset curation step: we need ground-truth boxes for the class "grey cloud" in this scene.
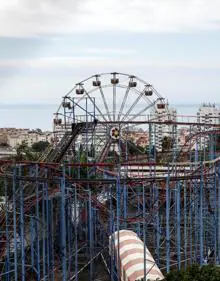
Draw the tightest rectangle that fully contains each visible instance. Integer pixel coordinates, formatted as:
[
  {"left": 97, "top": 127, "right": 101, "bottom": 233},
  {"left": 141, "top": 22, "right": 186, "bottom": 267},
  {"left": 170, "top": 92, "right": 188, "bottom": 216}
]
[
  {"left": 0, "top": 0, "right": 220, "bottom": 36},
  {"left": 0, "top": 0, "right": 86, "bottom": 36}
]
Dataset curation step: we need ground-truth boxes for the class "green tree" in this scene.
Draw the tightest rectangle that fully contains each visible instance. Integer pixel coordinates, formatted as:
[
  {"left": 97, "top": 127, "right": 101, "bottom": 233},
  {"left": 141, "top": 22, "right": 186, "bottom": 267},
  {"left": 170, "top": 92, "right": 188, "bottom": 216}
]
[
  {"left": 136, "top": 265, "right": 220, "bottom": 281},
  {"left": 162, "top": 136, "right": 174, "bottom": 152},
  {"left": 127, "top": 140, "right": 146, "bottom": 155},
  {"left": 32, "top": 141, "right": 50, "bottom": 153},
  {"left": 16, "top": 141, "right": 39, "bottom": 161}
]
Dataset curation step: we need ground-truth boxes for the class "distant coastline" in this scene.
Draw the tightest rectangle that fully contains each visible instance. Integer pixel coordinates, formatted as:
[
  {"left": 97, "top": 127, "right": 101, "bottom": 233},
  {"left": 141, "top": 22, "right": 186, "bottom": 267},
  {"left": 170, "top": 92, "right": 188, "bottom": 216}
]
[{"left": 0, "top": 102, "right": 219, "bottom": 130}]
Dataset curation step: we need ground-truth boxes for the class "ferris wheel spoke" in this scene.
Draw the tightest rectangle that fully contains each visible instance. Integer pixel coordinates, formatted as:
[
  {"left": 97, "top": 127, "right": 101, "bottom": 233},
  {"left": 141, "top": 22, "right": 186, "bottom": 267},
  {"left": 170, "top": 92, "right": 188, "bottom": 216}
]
[
  {"left": 122, "top": 123, "right": 138, "bottom": 132},
  {"left": 121, "top": 92, "right": 144, "bottom": 122},
  {"left": 98, "top": 85, "right": 112, "bottom": 121},
  {"left": 127, "top": 102, "right": 156, "bottom": 123},
  {"left": 95, "top": 130, "right": 109, "bottom": 146},
  {"left": 95, "top": 137, "right": 106, "bottom": 149},
  {"left": 83, "top": 87, "right": 109, "bottom": 122},
  {"left": 117, "top": 85, "right": 130, "bottom": 122},
  {"left": 113, "top": 84, "right": 116, "bottom": 122}
]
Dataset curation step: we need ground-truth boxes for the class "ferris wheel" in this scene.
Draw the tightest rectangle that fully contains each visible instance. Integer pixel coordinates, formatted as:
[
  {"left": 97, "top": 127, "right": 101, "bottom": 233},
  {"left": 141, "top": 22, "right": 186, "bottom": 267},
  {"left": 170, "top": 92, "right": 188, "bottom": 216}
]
[{"left": 53, "top": 72, "right": 167, "bottom": 163}]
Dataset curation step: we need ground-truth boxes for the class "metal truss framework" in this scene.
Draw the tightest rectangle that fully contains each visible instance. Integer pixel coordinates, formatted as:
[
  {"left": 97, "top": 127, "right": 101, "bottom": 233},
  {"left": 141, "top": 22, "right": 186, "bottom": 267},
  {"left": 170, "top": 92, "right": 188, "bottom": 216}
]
[{"left": 0, "top": 72, "right": 220, "bottom": 281}]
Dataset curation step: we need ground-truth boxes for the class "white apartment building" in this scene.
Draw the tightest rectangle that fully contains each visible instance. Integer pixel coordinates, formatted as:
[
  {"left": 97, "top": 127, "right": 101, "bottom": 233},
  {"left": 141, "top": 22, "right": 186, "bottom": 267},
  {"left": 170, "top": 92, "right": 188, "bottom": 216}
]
[
  {"left": 150, "top": 103, "right": 177, "bottom": 152},
  {"left": 197, "top": 103, "right": 220, "bottom": 126},
  {"left": 196, "top": 104, "right": 220, "bottom": 149}
]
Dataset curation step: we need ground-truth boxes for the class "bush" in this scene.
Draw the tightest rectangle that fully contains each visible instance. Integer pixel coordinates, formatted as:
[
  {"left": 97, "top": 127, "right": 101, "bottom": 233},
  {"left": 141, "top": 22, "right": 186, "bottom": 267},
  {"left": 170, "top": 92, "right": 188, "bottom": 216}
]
[
  {"left": 164, "top": 265, "right": 220, "bottom": 281},
  {"left": 32, "top": 141, "right": 50, "bottom": 152},
  {"left": 136, "top": 265, "right": 220, "bottom": 281}
]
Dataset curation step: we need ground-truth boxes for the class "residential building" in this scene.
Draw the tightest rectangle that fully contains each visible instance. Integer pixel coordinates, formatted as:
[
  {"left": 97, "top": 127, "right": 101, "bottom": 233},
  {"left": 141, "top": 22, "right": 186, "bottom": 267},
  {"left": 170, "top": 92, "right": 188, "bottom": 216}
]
[
  {"left": 150, "top": 103, "right": 177, "bottom": 152},
  {"left": 0, "top": 128, "right": 53, "bottom": 148},
  {"left": 197, "top": 103, "right": 220, "bottom": 126},
  {"left": 196, "top": 104, "right": 220, "bottom": 149}
]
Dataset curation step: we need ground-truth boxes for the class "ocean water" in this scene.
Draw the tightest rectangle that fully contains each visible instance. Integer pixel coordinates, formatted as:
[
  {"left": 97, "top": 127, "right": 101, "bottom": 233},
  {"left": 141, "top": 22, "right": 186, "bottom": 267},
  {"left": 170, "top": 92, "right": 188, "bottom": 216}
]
[
  {"left": 0, "top": 104, "right": 56, "bottom": 131},
  {"left": 0, "top": 103, "right": 219, "bottom": 130}
]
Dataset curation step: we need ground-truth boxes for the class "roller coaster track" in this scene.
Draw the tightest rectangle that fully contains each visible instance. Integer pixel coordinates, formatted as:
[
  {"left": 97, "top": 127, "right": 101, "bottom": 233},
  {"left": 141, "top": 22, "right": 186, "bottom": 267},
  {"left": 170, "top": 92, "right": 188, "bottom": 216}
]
[
  {"left": 40, "top": 122, "right": 93, "bottom": 163},
  {"left": 93, "top": 156, "right": 220, "bottom": 225},
  {"left": 177, "top": 129, "right": 220, "bottom": 161},
  {"left": 0, "top": 122, "right": 220, "bottom": 264},
  {"left": 0, "top": 122, "right": 96, "bottom": 262}
]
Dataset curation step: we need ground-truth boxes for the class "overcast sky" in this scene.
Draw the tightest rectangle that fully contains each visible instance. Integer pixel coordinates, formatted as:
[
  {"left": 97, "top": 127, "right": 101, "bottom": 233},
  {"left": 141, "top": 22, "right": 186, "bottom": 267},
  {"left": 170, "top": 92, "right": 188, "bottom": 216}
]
[{"left": 1, "top": 0, "right": 220, "bottom": 128}]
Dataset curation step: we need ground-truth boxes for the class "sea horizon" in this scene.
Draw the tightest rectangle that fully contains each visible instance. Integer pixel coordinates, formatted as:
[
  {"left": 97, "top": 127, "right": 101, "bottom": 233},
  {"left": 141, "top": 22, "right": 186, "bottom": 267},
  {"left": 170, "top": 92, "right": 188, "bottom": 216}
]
[{"left": 0, "top": 102, "right": 219, "bottom": 130}]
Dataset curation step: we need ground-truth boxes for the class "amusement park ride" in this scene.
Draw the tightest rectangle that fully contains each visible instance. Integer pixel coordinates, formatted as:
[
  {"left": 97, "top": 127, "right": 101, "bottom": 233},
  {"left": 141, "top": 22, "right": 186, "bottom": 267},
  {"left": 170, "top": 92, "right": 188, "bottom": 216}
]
[{"left": 0, "top": 72, "right": 220, "bottom": 281}]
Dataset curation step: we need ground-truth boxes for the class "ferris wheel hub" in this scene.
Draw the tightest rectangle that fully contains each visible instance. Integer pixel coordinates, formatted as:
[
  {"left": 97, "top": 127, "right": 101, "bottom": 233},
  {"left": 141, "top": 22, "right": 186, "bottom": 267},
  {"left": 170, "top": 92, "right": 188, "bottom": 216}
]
[{"left": 110, "top": 127, "right": 120, "bottom": 140}]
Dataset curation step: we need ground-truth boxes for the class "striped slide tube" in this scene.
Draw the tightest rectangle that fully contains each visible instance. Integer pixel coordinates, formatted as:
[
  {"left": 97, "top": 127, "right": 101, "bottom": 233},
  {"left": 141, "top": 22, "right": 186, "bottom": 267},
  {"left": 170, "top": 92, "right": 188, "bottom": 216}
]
[{"left": 109, "top": 230, "right": 164, "bottom": 281}]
